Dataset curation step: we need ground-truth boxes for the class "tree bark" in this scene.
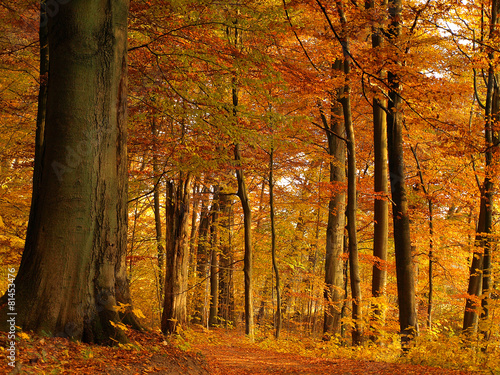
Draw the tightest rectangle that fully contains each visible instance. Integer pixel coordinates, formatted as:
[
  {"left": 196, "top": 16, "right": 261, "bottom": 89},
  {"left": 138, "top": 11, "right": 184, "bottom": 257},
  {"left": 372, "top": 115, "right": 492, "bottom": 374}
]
[
  {"left": 209, "top": 192, "right": 220, "bottom": 327},
  {"left": 1, "top": 0, "right": 132, "bottom": 345},
  {"left": 410, "top": 146, "right": 434, "bottom": 329},
  {"left": 269, "top": 146, "right": 282, "bottom": 338},
  {"left": 193, "top": 195, "right": 211, "bottom": 325},
  {"left": 235, "top": 142, "right": 255, "bottom": 340},
  {"left": 218, "top": 191, "right": 235, "bottom": 327},
  {"left": 333, "top": 2, "right": 363, "bottom": 344},
  {"left": 387, "top": 0, "right": 418, "bottom": 348},
  {"left": 366, "top": 0, "right": 389, "bottom": 338},
  {"left": 161, "top": 175, "right": 193, "bottom": 334},
  {"left": 151, "top": 118, "right": 164, "bottom": 301},
  {"left": 321, "top": 72, "right": 346, "bottom": 338}
]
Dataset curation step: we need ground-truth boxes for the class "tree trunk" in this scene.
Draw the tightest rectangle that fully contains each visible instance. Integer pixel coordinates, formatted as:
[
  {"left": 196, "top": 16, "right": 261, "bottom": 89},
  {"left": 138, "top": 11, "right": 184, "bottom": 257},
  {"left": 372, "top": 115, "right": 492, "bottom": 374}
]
[
  {"left": 209, "top": 192, "right": 220, "bottom": 327},
  {"left": 340, "top": 72, "right": 363, "bottom": 346},
  {"left": 366, "top": 0, "right": 389, "bottom": 339},
  {"left": 161, "top": 175, "right": 193, "bottom": 334},
  {"left": 387, "top": 0, "right": 418, "bottom": 348},
  {"left": 463, "top": 192, "right": 488, "bottom": 334},
  {"left": 410, "top": 146, "right": 434, "bottom": 329},
  {"left": 193, "top": 196, "right": 211, "bottom": 325},
  {"left": 235, "top": 142, "right": 255, "bottom": 340},
  {"left": 30, "top": 0, "right": 49, "bottom": 213},
  {"left": 1, "top": 0, "right": 132, "bottom": 345},
  {"left": 231, "top": 34, "right": 254, "bottom": 337},
  {"left": 463, "top": 0, "right": 499, "bottom": 341},
  {"left": 321, "top": 77, "right": 346, "bottom": 338},
  {"left": 320, "top": 0, "right": 363, "bottom": 346},
  {"left": 151, "top": 118, "right": 164, "bottom": 302},
  {"left": 218, "top": 191, "right": 235, "bottom": 327},
  {"left": 270, "top": 146, "right": 282, "bottom": 338}
]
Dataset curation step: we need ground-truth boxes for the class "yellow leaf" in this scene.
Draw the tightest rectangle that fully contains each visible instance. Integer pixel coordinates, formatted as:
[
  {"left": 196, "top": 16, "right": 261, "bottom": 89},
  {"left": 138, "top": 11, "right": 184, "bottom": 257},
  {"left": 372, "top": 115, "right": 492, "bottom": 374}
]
[{"left": 133, "top": 308, "right": 146, "bottom": 319}]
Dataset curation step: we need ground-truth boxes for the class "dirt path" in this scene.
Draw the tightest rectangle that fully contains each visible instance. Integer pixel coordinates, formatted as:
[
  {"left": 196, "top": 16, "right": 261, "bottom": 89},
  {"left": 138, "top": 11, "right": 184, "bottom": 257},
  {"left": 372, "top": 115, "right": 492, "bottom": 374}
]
[{"left": 192, "top": 330, "right": 477, "bottom": 375}]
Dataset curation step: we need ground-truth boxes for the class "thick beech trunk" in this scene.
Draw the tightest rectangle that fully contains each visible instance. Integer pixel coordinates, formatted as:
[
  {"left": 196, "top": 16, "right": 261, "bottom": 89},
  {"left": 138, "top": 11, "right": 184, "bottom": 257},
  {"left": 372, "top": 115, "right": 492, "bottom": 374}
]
[
  {"left": 1, "top": 0, "right": 132, "bottom": 344},
  {"left": 387, "top": 0, "right": 418, "bottom": 348},
  {"left": 161, "top": 175, "right": 193, "bottom": 334}
]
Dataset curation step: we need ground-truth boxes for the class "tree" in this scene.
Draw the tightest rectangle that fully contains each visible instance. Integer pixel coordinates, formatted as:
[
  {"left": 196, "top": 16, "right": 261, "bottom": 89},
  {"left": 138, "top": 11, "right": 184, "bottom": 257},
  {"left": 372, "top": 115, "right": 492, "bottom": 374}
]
[
  {"left": 386, "top": 0, "right": 418, "bottom": 348},
  {"left": 269, "top": 144, "right": 282, "bottom": 338},
  {"left": 0, "top": 0, "right": 135, "bottom": 344},
  {"left": 316, "top": 0, "right": 362, "bottom": 346},
  {"left": 321, "top": 72, "right": 347, "bottom": 339},
  {"left": 366, "top": 0, "right": 389, "bottom": 338},
  {"left": 161, "top": 175, "right": 193, "bottom": 334},
  {"left": 209, "top": 190, "right": 220, "bottom": 327},
  {"left": 463, "top": 0, "right": 499, "bottom": 340}
]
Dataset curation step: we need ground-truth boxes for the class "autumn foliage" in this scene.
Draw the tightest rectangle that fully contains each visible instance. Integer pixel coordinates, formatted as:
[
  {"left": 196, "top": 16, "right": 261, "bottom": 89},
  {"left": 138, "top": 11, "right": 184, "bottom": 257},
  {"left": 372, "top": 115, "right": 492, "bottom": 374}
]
[{"left": 1, "top": 0, "right": 500, "bottom": 373}]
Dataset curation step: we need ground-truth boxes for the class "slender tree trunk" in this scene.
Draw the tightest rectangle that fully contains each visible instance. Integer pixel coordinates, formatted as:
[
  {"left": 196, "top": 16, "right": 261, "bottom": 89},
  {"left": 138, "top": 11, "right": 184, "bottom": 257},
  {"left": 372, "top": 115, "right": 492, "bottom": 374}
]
[
  {"left": 463, "top": 194, "right": 488, "bottom": 334},
  {"left": 235, "top": 142, "right": 255, "bottom": 340},
  {"left": 463, "top": 1, "right": 499, "bottom": 340},
  {"left": 193, "top": 196, "right": 211, "bottom": 325},
  {"left": 410, "top": 146, "right": 434, "bottom": 329},
  {"left": 331, "top": 0, "right": 363, "bottom": 346},
  {"left": 209, "top": 192, "right": 220, "bottom": 327},
  {"left": 270, "top": 146, "right": 282, "bottom": 338},
  {"left": 218, "top": 191, "right": 235, "bottom": 326},
  {"left": 427, "top": 200, "right": 434, "bottom": 329},
  {"left": 189, "top": 183, "right": 201, "bottom": 265},
  {"left": 151, "top": 118, "right": 165, "bottom": 301},
  {"left": 366, "top": 0, "right": 389, "bottom": 339},
  {"left": 1, "top": 0, "right": 133, "bottom": 344},
  {"left": 321, "top": 65, "right": 346, "bottom": 338},
  {"left": 386, "top": 0, "right": 418, "bottom": 348},
  {"left": 161, "top": 175, "right": 193, "bottom": 334}
]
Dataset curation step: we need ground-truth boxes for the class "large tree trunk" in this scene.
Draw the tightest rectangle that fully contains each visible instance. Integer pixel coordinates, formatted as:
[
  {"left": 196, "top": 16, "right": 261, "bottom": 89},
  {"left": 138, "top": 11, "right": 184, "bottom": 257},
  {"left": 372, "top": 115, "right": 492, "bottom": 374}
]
[
  {"left": 161, "top": 175, "right": 193, "bottom": 334},
  {"left": 387, "top": 0, "right": 418, "bottom": 348},
  {"left": 1, "top": 0, "right": 131, "bottom": 345}
]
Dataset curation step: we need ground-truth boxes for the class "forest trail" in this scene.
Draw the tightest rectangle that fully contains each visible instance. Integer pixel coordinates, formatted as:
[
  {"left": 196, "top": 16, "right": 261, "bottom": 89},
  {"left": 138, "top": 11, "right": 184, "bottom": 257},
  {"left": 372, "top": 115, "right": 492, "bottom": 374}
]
[{"left": 192, "top": 328, "right": 478, "bottom": 375}]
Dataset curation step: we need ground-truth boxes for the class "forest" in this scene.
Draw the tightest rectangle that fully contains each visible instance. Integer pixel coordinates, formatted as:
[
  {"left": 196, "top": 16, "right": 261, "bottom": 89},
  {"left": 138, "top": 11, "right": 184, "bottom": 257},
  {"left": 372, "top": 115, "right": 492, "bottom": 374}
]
[{"left": 0, "top": 0, "right": 499, "bottom": 373}]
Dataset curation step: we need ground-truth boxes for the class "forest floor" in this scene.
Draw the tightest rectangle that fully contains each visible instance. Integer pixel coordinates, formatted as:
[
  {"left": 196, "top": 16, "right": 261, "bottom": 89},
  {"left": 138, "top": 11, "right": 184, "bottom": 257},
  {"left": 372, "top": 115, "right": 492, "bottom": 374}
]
[
  {"left": 0, "top": 327, "right": 485, "bottom": 374},
  {"left": 189, "top": 327, "right": 480, "bottom": 375}
]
